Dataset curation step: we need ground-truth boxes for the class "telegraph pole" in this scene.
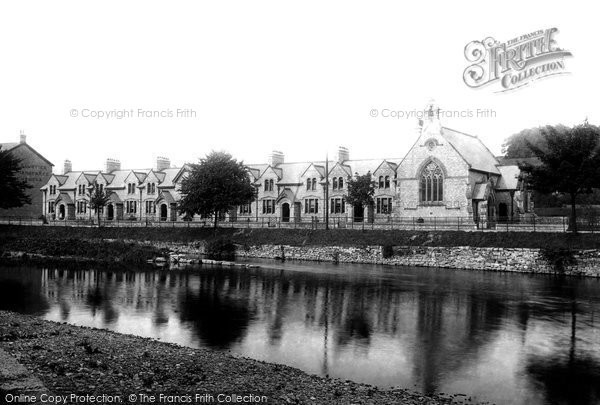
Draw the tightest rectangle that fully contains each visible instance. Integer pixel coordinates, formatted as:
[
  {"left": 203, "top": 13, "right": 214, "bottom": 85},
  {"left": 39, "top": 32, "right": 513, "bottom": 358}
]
[{"left": 325, "top": 153, "right": 329, "bottom": 230}]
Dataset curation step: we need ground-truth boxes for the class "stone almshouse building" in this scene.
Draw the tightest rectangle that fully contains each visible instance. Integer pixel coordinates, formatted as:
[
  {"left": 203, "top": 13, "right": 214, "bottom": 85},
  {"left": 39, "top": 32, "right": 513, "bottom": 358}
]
[
  {"left": 244, "top": 105, "right": 527, "bottom": 224},
  {"left": 39, "top": 104, "right": 529, "bottom": 224},
  {"left": 41, "top": 157, "right": 189, "bottom": 222}
]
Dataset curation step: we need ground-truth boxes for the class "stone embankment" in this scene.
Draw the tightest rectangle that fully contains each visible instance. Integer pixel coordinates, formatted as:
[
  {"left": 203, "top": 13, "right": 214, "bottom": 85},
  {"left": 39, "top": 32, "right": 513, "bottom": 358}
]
[
  {"left": 142, "top": 240, "right": 600, "bottom": 277},
  {"left": 235, "top": 245, "right": 600, "bottom": 277}
]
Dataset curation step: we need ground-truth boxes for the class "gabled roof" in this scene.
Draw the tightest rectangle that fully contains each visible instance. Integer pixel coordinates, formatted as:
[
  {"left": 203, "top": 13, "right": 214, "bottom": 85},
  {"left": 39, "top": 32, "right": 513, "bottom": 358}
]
[
  {"left": 123, "top": 170, "right": 149, "bottom": 185},
  {"left": 472, "top": 183, "right": 491, "bottom": 200},
  {"left": 105, "top": 170, "right": 131, "bottom": 189},
  {"left": 299, "top": 162, "right": 326, "bottom": 179},
  {"left": 141, "top": 169, "right": 162, "bottom": 184},
  {"left": 156, "top": 190, "right": 176, "bottom": 204},
  {"left": 108, "top": 191, "right": 122, "bottom": 204},
  {"left": 276, "top": 188, "right": 296, "bottom": 203},
  {"left": 133, "top": 171, "right": 147, "bottom": 183},
  {"left": 0, "top": 142, "right": 54, "bottom": 167},
  {"left": 158, "top": 167, "right": 186, "bottom": 188},
  {"left": 44, "top": 173, "right": 68, "bottom": 186},
  {"left": 327, "top": 162, "right": 352, "bottom": 177},
  {"left": 246, "top": 164, "right": 269, "bottom": 179},
  {"left": 74, "top": 171, "right": 99, "bottom": 185},
  {"left": 496, "top": 165, "right": 520, "bottom": 190},
  {"left": 0, "top": 142, "right": 18, "bottom": 151},
  {"left": 172, "top": 164, "right": 191, "bottom": 184},
  {"left": 96, "top": 172, "right": 115, "bottom": 183},
  {"left": 58, "top": 172, "right": 85, "bottom": 190},
  {"left": 255, "top": 165, "right": 284, "bottom": 183},
  {"left": 441, "top": 127, "right": 500, "bottom": 174},
  {"left": 373, "top": 160, "right": 398, "bottom": 174},
  {"left": 84, "top": 173, "right": 97, "bottom": 183},
  {"left": 55, "top": 192, "right": 74, "bottom": 205}
]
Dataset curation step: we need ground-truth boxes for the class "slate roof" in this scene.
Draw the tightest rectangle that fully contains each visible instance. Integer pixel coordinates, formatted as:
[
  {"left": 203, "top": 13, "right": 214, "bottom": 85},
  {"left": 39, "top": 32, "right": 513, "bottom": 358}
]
[
  {"left": 0, "top": 142, "right": 18, "bottom": 151},
  {"left": 496, "top": 165, "right": 520, "bottom": 190},
  {"left": 58, "top": 171, "right": 99, "bottom": 190},
  {"left": 104, "top": 170, "right": 130, "bottom": 189},
  {"left": 276, "top": 188, "right": 297, "bottom": 203},
  {"left": 273, "top": 162, "right": 309, "bottom": 184},
  {"left": 0, "top": 142, "right": 54, "bottom": 166},
  {"left": 156, "top": 190, "right": 176, "bottom": 204},
  {"left": 442, "top": 127, "right": 500, "bottom": 174},
  {"left": 246, "top": 164, "right": 269, "bottom": 178},
  {"left": 472, "top": 183, "right": 488, "bottom": 200},
  {"left": 154, "top": 167, "right": 188, "bottom": 188},
  {"left": 55, "top": 192, "right": 73, "bottom": 205}
]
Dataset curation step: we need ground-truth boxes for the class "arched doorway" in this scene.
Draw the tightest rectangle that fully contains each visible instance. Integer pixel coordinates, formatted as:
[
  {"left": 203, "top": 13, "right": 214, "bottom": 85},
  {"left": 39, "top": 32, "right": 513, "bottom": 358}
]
[
  {"left": 281, "top": 203, "right": 290, "bottom": 222},
  {"left": 107, "top": 204, "right": 114, "bottom": 220},
  {"left": 353, "top": 204, "right": 364, "bottom": 222},
  {"left": 498, "top": 203, "right": 508, "bottom": 222},
  {"left": 160, "top": 204, "right": 168, "bottom": 221},
  {"left": 58, "top": 205, "right": 65, "bottom": 220}
]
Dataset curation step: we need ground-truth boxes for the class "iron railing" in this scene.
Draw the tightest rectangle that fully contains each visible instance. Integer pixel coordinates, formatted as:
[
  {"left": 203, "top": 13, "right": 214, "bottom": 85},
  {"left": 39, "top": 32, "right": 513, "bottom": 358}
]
[{"left": 0, "top": 215, "right": 585, "bottom": 232}]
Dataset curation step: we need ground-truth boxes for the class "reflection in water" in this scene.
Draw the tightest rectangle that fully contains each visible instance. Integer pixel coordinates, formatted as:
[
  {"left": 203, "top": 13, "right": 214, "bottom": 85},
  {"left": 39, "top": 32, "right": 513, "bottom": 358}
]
[{"left": 1, "top": 262, "right": 600, "bottom": 405}]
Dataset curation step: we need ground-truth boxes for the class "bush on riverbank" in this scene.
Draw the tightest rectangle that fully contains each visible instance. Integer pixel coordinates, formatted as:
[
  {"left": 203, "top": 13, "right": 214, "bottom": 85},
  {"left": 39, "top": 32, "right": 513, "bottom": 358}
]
[
  {"left": 204, "top": 238, "right": 236, "bottom": 260},
  {"left": 1, "top": 225, "right": 600, "bottom": 249}
]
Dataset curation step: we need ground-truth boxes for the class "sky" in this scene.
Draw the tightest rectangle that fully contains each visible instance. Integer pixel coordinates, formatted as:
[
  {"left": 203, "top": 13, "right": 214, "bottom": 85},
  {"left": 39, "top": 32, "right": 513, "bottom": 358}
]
[{"left": 0, "top": 1, "right": 595, "bottom": 172}]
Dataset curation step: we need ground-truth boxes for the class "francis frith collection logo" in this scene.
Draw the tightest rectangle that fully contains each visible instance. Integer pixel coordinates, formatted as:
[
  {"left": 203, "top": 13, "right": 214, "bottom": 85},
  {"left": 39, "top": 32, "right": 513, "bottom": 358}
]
[{"left": 463, "top": 28, "right": 572, "bottom": 92}]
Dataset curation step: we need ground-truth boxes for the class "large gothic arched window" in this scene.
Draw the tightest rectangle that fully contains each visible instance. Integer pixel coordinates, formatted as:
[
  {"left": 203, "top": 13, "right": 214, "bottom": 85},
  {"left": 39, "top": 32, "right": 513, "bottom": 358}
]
[{"left": 420, "top": 161, "right": 443, "bottom": 203}]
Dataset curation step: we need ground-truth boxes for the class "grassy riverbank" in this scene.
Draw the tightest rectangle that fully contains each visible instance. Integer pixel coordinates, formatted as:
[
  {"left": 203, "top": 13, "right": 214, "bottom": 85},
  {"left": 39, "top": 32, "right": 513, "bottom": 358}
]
[
  {"left": 1, "top": 224, "right": 600, "bottom": 249},
  {"left": 0, "top": 234, "right": 167, "bottom": 266},
  {"left": 0, "top": 311, "right": 475, "bottom": 404}
]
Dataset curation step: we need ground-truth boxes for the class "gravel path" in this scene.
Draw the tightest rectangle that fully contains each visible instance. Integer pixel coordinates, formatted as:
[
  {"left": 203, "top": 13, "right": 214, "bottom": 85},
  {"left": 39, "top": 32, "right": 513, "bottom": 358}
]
[{"left": 0, "top": 311, "right": 488, "bottom": 405}]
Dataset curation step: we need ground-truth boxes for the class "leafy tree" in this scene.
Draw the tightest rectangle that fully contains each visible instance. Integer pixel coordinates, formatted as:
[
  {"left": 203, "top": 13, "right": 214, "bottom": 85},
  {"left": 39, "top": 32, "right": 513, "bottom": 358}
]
[
  {"left": 345, "top": 173, "right": 375, "bottom": 220},
  {"left": 502, "top": 127, "right": 544, "bottom": 158},
  {"left": 178, "top": 151, "right": 255, "bottom": 228},
  {"left": 520, "top": 122, "right": 600, "bottom": 232},
  {"left": 0, "top": 146, "right": 31, "bottom": 209},
  {"left": 88, "top": 183, "right": 111, "bottom": 227}
]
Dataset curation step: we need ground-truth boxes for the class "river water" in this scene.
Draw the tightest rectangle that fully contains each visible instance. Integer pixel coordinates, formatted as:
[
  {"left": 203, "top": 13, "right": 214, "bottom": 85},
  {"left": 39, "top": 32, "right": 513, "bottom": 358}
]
[{"left": 1, "top": 260, "right": 599, "bottom": 405}]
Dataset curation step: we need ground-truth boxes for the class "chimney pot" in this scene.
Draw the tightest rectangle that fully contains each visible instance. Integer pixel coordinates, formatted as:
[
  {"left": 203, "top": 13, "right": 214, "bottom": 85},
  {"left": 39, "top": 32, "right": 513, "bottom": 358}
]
[
  {"left": 63, "top": 159, "right": 72, "bottom": 174},
  {"left": 337, "top": 146, "right": 349, "bottom": 163},
  {"left": 156, "top": 156, "right": 170, "bottom": 171},
  {"left": 268, "top": 150, "right": 284, "bottom": 166},
  {"left": 105, "top": 158, "right": 121, "bottom": 173},
  {"left": 19, "top": 130, "right": 26, "bottom": 144}
]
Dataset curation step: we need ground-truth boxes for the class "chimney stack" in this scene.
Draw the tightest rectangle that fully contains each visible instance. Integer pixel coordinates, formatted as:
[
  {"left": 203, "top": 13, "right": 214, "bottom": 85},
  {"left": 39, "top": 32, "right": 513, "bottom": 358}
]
[
  {"left": 106, "top": 158, "right": 121, "bottom": 173},
  {"left": 337, "top": 146, "right": 349, "bottom": 163},
  {"left": 268, "top": 150, "right": 284, "bottom": 166},
  {"left": 63, "top": 159, "right": 72, "bottom": 174},
  {"left": 19, "top": 130, "right": 26, "bottom": 144},
  {"left": 156, "top": 156, "right": 170, "bottom": 171}
]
